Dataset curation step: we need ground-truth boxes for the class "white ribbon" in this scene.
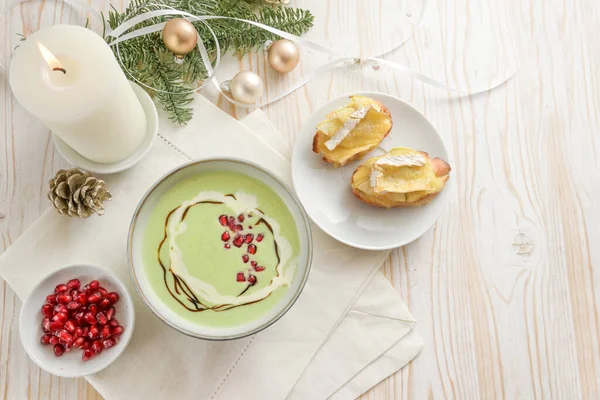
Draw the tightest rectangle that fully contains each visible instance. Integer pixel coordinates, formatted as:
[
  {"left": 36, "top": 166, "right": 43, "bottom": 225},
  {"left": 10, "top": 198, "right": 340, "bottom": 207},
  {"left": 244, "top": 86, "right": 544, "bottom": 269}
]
[{"left": 1, "top": 0, "right": 516, "bottom": 109}]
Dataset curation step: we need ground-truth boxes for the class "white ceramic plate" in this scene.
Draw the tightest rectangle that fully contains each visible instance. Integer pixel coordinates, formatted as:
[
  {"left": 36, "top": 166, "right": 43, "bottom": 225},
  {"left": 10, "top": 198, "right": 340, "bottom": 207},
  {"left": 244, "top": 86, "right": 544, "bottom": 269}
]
[
  {"left": 128, "top": 158, "right": 313, "bottom": 340},
  {"left": 291, "top": 92, "right": 450, "bottom": 250},
  {"left": 19, "top": 264, "right": 135, "bottom": 378}
]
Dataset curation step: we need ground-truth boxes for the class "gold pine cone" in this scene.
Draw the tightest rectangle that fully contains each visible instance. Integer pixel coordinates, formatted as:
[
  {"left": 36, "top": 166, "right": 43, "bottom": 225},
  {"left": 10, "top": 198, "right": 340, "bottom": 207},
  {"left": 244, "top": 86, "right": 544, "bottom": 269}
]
[{"left": 48, "top": 168, "right": 112, "bottom": 218}]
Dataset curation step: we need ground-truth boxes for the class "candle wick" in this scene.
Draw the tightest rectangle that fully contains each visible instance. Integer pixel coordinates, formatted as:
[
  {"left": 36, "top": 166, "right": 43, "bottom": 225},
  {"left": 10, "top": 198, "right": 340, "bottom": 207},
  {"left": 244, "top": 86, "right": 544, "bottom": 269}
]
[{"left": 52, "top": 67, "right": 67, "bottom": 74}]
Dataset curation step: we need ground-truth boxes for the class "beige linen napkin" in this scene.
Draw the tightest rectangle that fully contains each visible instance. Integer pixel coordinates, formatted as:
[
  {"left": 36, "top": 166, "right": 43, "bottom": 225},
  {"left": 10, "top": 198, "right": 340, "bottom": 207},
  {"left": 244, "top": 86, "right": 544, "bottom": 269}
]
[
  {"left": 238, "top": 111, "right": 423, "bottom": 399},
  {"left": 0, "top": 96, "right": 422, "bottom": 399}
]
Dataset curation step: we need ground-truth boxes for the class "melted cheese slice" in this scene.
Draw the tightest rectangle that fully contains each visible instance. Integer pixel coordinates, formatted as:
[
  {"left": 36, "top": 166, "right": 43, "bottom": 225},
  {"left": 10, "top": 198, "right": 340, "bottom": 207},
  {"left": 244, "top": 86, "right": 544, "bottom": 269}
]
[
  {"left": 369, "top": 148, "right": 444, "bottom": 194},
  {"left": 316, "top": 96, "right": 390, "bottom": 160},
  {"left": 325, "top": 106, "right": 372, "bottom": 150}
]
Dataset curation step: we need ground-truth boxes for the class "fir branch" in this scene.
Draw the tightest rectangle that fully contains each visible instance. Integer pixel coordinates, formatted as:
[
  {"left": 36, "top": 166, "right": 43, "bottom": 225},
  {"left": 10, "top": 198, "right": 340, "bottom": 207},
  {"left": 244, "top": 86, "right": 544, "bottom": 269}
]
[{"left": 105, "top": 0, "right": 314, "bottom": 125}]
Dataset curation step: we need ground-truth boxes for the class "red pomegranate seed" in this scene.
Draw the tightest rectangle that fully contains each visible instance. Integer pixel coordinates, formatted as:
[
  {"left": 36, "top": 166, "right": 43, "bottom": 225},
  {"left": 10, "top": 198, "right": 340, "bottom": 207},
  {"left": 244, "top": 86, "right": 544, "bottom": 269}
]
[
  {"left": 41, "top": 304, "right": 53, "bottom": 318},
  {"left": 89, "top": 280, "right": 100, "bottom": 291},
  {"left": 56, "top": 292, "right": 72, "bottom": 304},
  {"left": 242, "top": 254, "right": 249, "bottom": 263},
  {"left": 98, "top": 288, "right": 108, "bottom": 297},
  {"left": 238, "top": 214, "right": 245, "bottom": 222},
  {"left": 248, "top": 275, "right": 257, "bottom": 285},
  {"left": 74, "top": 311, "right": 85, "bottom": 325},
  {"left": 106, "top": 307, "right": 116, "bottom": 321},
  {"left": 82, "top": 284, "right": 90, "bottom": 293},
  {"left": 88, "top": 325, "right": 100, "bottom": 339},
  {"left": 64, "top": 320, "right": 76, "bottom": 332},
  {"left": 49, "top": 336, "right": 59, "bottom": 345},
  {"left": 46, "top": 294, "right": 58, "bottom": 305},
  {"left": 84, "top": 312, "right": 97, "bottom": 325},
  {"left": 250, "top": 261, "right": 257, "bottom": 267},
  {"left": 245, "top": 234, "right": 254, "bottom": 243},
  {"left": 53, "top": 344, "right": 65, "bottom": 357},
  {"left": 218, "top": 215, "right": 228, "bottom": 226},
  {"left": 107, "top": 292, "right": 120, "bottom": 304},
  {"left": 233, "top": 235, "right": 244, "bottom": 247},
  {"left": 234, "top": 224, "right": 243, "bottom": 231},
  {"left": 254, "top": 265, "right": 265, "bottom": 272},
  {"left": 99, "top": 298, "right": 111, "bottom": 310},
  {"left": 54, "top": 304, "right": 68, "bottom": 314},
  {"left": 73, "top": 337, "right": 86, "bottom": 348},
  {"left": 52, "top": 312, "right": 68, "bottom": 323},
  {"left": 248, "top": 244, "right": 257, "bottom": 255},
  {"left": 54, "top": 284, "right": 68, "bottom": 293},
  {"left": 109, "top": 319, "right": 119, "bottom": 328},
  {"left": 96, "top": 312, "right": 108, "bottom": 325},
  {"left": 224, "top": 244, "right": 231, "bottom": 249},
  {"left": 100, "top": 325, "right": 111, "bottom": 339},
  {"left": 221, "top": 231, "right": 231, "bottom": 241},
  {"left": 49, "top": 320, "right": 63, "bottom": 331},
  {"left": 74, "top": 327, "right": 84, "bottom": 338},
  {"left": 58, "top": 330, "right": 74, "bottom": 343},
  {"left": 256, "top": 234, "right": 264, "bottom": 242},
  {"left": 66, "top": 279, "right": 80, "bottom": 290},
  {"left": 81, "top": 339, "right": 91, "bottom": 350},
  {"left": 88, "top": 291, "right": 103, "bottom": 304},
  {"left": 229, "top": 216, "right": 235, "bottom": 224},
  {"left": 41, "top": 334, "right": 52, "bottom": 345},
  {"left": 89, "top": 304, "right": 99, "bottom": 315},
  {"left": 102, "top": 337, "right": 116, "bottom": 349},
  {"left": 74, "top": 292, "right": 87, "bottom": 305},
  {"left": 111, "top": 326, "right": 125, "bottom": 337},
  {"left": 82, "top": 327, "right": 89, "bottom": 337},
  {"left": 69, "top": 289, "right": 79, "bottom": 297},
  {"left": 66, "top": 301, "right": 80, "bottom": 311},
  {"left": 82, "top": 349, "right": 94, "bottom": 361},
  {"left": 91, "top": 340, "right": 103, "bottom": 354},
  {"left": 236, "top": 272, "right": 246, "bottom": 282}
]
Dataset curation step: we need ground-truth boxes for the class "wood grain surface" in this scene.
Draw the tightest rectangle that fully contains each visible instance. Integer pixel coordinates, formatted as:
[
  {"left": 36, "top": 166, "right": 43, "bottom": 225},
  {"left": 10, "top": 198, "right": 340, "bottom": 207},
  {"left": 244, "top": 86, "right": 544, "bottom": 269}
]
[{"left": 1, "top": 0, "right": 599, "bottom": 399}]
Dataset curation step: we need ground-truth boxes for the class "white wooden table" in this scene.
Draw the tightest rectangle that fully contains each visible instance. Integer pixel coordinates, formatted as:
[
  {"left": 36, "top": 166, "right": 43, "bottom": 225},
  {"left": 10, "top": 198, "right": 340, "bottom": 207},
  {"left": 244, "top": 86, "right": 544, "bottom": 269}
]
[{"left": 2, "top": 0, "right": 600, "bottom": 399}]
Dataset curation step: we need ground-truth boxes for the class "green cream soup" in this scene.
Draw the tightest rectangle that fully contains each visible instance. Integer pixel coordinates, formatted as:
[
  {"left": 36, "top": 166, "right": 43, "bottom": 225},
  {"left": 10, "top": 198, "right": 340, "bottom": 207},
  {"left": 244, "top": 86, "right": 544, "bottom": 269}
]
[{"left": 142, "top": 170, "right": 301, "bottom": 328}]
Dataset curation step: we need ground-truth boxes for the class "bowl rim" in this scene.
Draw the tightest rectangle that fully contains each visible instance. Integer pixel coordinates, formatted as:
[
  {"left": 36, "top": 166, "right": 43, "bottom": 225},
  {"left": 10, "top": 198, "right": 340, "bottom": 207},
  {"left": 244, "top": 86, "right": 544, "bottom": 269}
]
[
  {"left": 19, "top": 263, "right": 135, "bottom": 378},
  {"left": 127, "top": 157, "right": 314, "bottom": 340}
]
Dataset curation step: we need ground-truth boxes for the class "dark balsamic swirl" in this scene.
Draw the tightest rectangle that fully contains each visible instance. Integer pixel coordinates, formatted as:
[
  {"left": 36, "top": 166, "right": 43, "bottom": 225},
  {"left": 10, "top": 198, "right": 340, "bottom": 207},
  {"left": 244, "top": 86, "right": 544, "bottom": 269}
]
[{"left": 157, "top": 195, "right": 279, "bottom": 313}]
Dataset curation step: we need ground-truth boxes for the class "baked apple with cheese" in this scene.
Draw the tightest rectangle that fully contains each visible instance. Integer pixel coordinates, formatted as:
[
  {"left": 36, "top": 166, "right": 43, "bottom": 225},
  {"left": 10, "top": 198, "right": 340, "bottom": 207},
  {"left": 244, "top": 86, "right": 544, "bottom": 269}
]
[
  {"left": 312, "top": 95, "right": 393, "bottom": 167},
  {"left": 351, "top": 147, "right": 451, "bottom": 208}
]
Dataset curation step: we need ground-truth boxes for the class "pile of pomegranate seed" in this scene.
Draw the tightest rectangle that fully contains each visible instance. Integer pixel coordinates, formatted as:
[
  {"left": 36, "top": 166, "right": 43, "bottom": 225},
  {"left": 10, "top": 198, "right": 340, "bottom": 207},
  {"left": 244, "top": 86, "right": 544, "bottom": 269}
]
[
  {"left": 40, "top": 278, "right": 125, "bottom": 361},
  {"left": 218, "top": 213, "right": 268, "bottom": 285}
]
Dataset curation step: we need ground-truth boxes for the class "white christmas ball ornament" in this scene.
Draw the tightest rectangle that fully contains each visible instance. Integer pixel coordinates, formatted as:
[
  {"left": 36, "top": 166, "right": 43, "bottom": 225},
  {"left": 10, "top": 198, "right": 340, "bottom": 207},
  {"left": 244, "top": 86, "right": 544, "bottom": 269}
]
[{"left": 229, "top": 71, "right": 264, "bottom": 105}]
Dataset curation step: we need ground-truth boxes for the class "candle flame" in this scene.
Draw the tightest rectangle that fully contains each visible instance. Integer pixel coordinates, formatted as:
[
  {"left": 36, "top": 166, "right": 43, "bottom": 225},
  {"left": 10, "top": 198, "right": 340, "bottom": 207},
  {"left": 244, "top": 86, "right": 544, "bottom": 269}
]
[{"left": 37, "top": 42, "right": 65, "bottom": 73}]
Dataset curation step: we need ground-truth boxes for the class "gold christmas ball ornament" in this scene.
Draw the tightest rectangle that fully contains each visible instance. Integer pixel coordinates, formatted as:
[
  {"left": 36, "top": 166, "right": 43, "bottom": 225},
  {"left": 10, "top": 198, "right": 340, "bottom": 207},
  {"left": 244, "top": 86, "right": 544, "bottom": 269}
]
[
  {"left": 162, "top": 18, "right": 198, "bottom": 58},
  {"left": 226, "top": 71, "right": 264, "bottom": 105},
  {"left": 267, "top": 39, "right": 300, "bottom": 73}
]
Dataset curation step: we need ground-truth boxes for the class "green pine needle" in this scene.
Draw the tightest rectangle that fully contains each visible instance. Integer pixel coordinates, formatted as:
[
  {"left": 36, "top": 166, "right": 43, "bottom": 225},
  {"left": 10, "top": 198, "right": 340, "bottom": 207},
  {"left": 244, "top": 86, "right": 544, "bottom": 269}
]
[{"left": 105, "top": 0, "right": 314, "bottom": 125}]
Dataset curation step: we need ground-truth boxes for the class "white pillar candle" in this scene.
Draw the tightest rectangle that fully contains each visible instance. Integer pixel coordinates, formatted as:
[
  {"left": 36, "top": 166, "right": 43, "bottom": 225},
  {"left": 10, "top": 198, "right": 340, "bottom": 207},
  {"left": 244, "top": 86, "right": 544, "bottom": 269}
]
[{"left": 9, "top": 24, "right": 147, "bottom": 164}]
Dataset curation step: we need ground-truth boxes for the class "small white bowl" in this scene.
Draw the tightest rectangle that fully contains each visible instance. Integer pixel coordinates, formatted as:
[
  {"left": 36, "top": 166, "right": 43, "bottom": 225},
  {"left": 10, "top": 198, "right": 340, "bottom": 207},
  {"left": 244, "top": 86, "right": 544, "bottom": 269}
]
[
  {"left": 19, "top": 264, "right": 135, "bottom": 378},
  {"left": 52, "top": 81, "right": 158, "bottom": 175}
]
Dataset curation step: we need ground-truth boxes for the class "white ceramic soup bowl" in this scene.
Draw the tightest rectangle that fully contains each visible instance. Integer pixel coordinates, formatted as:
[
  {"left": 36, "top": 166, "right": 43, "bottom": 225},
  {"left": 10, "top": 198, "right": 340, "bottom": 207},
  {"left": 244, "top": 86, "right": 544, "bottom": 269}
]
[{"left": 128, "top": 158, "right": 313, "bottom": 340}]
